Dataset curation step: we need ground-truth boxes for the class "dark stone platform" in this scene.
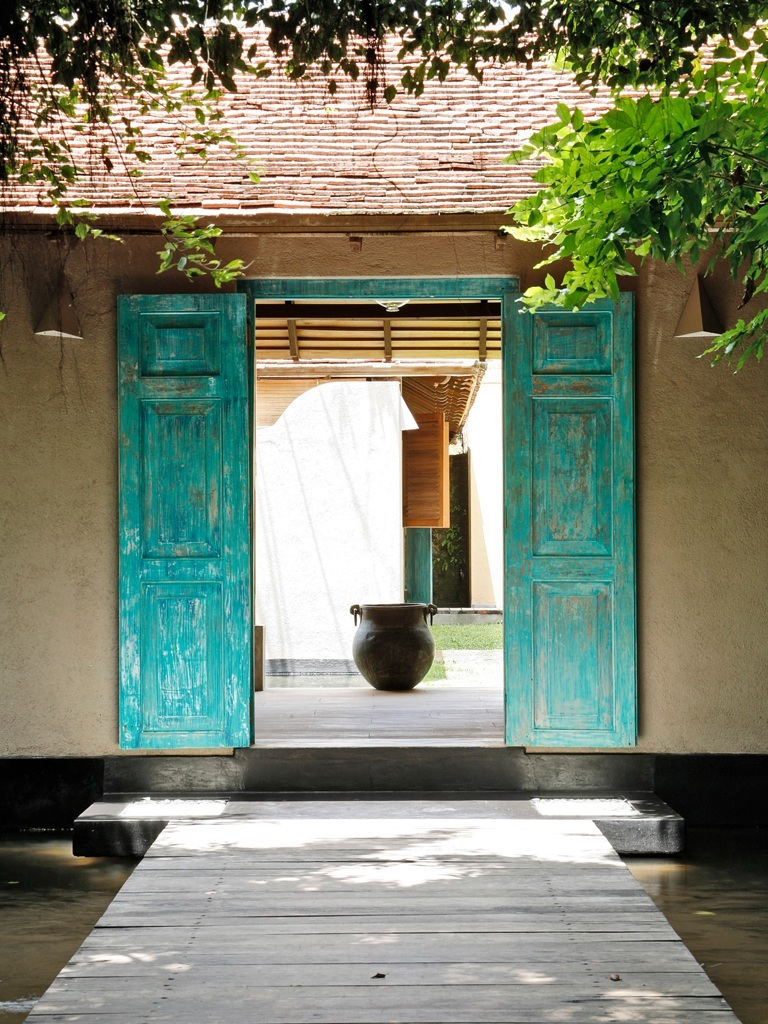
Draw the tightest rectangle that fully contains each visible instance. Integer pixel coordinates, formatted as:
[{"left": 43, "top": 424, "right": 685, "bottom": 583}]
[
  {"left": 73, "top": 791, "right": 684, "bottom": 858},
  {"left": 104, "top": 747, "right": 656, "bottom": 794}
]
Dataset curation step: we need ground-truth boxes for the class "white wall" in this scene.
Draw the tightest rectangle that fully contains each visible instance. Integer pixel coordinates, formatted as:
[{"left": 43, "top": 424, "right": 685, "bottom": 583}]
[
  {"left": 255, "top": 381, "right": 405, "bottom": 663},
  {"left": 464, "top": 363, "right": 504, "bottom": 609}
]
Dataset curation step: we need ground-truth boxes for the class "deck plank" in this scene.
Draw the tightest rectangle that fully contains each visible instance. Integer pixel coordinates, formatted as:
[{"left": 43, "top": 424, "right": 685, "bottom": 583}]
[
  {"left": 252, "top": 686, "right": 505, "bottom": 746},
  {"left": 29, "top": 808, "right": 741, "bottom": 1023}
]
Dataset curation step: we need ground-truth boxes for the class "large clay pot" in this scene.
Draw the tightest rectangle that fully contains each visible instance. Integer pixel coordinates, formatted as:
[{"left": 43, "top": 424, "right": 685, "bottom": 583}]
[{"left": 349, "top": 603, "right": 439, "bottom": 691}]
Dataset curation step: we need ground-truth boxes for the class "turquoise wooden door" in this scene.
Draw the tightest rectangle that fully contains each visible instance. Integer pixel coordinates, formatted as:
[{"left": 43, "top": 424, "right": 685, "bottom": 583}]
[
  {"left": 505, "top": 295, "right": 636, "bottom": 747},
  {"left": 118, "top": 294, "right": 252, "bottom": 749}
]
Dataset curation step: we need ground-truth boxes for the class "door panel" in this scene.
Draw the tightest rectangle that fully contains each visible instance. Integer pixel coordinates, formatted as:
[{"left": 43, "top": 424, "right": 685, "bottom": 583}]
[
  {"left": 505, "top": 295, "right": 635, "bottom": 748},
  {"left": 532, "top": 399, "right": 613, "bottom": 557},
  {"left": 532, "top": 580, "right": 615, "bottom": 731},
  {"left": 118, "top": 294, "right": 251, "bottom": 749}
]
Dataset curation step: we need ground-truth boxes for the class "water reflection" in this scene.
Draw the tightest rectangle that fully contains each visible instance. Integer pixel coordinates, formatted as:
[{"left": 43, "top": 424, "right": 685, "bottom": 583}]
[
  {"left": 0, "top": 833, "right": 137, "bottom": 1024},
  {"left": 627, "top": 828, "right": 768, "bottom": 1024}
]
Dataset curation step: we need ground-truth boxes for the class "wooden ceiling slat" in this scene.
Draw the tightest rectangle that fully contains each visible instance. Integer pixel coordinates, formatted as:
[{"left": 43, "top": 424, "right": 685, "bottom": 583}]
[
  {"left": 315, "top": 324, "right": 480, "bottom": 333},
  {"left": 257, "top": 350, "right": 295, "bottom": 360},
  {"left": 256, "top": 360, "right": 480, "bottom": 378},
  {"left": 288, "top": 330, "right": 389, "bottom": 341},
  {"left": 287, "top": 338, "right": 393, "bottom": 349},
  {"left": 290, "top": 348, "right": 390, "bottom": 360},
  {"left": 254, "top": 302, "right": 501, "bottom": 320},
  {"left": 255, "top": 320, "right": 502, "bottom": 367},
  {"left": 393, "top": 349, "right": 498, "bottom": 360},
  {"left": 275, "top": 319, "right": 387, "bottom": 329},
  {"left": 254, "top": 322, "right": 501, "bottom": 332}
]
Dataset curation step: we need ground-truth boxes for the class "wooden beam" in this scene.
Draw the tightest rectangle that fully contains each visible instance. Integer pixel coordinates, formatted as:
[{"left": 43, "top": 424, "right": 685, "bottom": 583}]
[
  {"left": 383, "top": 320, "right": 392, "bottom": 362},
  {"left": 255, "top": 360, "right": 482, "bottom": 379},
  {"left": 253, "top": 301, "right": 501, "bottom": 321},
  {"left": 478, "top": 318, "right": 488, "bottom": 362},
  {"left": 287, "top": 320, "right": 300, "bottom": 361}
]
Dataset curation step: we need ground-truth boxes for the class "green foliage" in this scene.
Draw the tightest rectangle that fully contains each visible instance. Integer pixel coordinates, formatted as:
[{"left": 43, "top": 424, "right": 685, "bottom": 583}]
[
  {"left": 1, "top": 1, "right": 262, "bottom": 293},
  {"left": 156, "top": 201, "right": 251, "bottom": 287},
  {"left": 506, "top": 34, "right": 768, "bottom": 367},
  {"left": 4, "top": 0, "right": 768, "bottom": 358},
  {"left": 434, "top": 515, "right": 465, "bottom": 575}
]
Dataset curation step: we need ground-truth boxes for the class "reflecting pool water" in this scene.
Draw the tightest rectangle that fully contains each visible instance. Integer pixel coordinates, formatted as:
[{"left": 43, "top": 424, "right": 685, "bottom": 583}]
[
  {"left": 0, "top": 828, "right": 765, "bottom": 1023},
  {"left": 627, "top": 828, "right": 768, "bottom": 1024},
  {"left": 0, "top": 834, "right": 137, "bottom": 1023}
]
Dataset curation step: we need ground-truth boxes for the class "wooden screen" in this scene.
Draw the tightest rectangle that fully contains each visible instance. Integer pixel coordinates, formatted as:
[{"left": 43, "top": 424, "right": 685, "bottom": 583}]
[{"left": 402, "top": 412, "right": 450, "bottom": 528}]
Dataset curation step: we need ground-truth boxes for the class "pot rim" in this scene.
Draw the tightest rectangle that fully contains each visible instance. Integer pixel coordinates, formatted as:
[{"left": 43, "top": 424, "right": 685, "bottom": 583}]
[{"left": 355, "top": 602, "right": 433, "bottom": 610}]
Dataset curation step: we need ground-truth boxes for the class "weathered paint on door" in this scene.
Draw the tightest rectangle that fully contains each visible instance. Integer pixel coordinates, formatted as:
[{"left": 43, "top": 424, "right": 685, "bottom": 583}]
[
  {"left": 118, "top": 294, "right": 252, "bottom": 749},
  {"left": 504, "top": 296, "right": 636, "bottom": 747}
]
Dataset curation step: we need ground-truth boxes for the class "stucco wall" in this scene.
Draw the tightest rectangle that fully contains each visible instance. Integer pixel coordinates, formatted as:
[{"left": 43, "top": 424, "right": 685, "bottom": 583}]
[
  {"left": 464, "top": 363, "right": 504, "bottom": 609},
  {"left": 0, "top": 228, "right": 767, "bottom": 754},
  {"left": 255, "top": 381, "right": 405, "bottom": 663}
]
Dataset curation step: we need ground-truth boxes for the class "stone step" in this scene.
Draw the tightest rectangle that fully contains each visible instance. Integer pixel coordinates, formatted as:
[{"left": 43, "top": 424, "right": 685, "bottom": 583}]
[{"left": 74, "top": 791, "right": 684, "bottom": 858}]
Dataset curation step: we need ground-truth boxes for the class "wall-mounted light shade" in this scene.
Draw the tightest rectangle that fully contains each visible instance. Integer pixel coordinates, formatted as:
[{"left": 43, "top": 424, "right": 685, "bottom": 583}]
[
  {"left": 674, "top": 276, "right": 723, "bottom": 339},
  {"left": 35, "top": 274, "right": 83, "bottom": 340}
]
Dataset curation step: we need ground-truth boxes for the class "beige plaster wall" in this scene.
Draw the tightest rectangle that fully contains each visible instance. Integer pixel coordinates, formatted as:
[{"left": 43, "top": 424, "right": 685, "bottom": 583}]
[
  {"left": 634, "top": 258, "right": 768, "bottom": 752},
  {"left": 0, "top": 227, "right": 766, "bottom": 755},
  {"left": 464, "top": 363, "right": 504, "bottom": 609}
]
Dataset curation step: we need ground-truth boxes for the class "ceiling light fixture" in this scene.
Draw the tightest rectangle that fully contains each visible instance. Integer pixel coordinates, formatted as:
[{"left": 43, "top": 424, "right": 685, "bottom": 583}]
[{"left": 375, "top": 299, "right": 409, "bottom": 313}]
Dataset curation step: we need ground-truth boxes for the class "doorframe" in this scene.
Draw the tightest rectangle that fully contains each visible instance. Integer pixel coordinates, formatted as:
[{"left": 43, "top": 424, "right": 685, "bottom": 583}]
[{"left": 239, "top": 275, "right": 519, "bottom": 738}]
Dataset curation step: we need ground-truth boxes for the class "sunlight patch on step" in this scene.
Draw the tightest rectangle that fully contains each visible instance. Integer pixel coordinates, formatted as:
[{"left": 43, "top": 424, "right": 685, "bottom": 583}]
[
  {"left": 532, "top": 798, "right": 640, "bottom": 817},
  {"left": 118, "top": 798, "right": 226, "bottom": 818}
]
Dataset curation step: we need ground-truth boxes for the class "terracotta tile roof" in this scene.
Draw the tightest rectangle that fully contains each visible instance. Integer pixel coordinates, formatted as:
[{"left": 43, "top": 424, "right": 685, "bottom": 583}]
[{"left": 5, "top": 35, "right": 614, "bottom": 220}]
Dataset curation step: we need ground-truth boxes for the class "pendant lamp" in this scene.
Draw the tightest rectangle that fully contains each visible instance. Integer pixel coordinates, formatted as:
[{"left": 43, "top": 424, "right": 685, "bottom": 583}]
[{"left": 35, "top": 274, "right": 83, "bottom": 340}]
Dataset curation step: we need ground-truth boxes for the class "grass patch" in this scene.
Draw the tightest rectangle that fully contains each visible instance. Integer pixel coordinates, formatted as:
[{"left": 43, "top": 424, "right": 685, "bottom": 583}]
[
  {"left": 431, "top": 623, "right": 503, "bottom": 651},
  {"left": 423, "top": 653, "right": 447, "bottom": 681}
]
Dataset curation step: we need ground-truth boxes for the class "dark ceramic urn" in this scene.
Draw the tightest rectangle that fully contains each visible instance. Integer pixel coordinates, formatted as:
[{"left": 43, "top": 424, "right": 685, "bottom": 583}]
[{"left": 349, "top": 602, "right": 439, "bottom": 691}]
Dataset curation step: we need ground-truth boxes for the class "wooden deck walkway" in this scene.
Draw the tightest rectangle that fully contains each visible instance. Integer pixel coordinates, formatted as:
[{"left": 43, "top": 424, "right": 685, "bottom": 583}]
[
  {"left": 31, "top": 802, "right": 739, "bottom": 1023},
  {"left": 253, "top": 686, "right": 505, "bottom": 746}
]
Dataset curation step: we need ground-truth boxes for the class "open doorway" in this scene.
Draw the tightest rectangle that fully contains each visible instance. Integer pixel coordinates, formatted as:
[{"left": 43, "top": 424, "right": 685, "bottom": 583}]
[
  {"left": 245, "top": 278, "right": 509, "bottom": 745},
  {"left": 117, "top": 283, "right": 634, "bottom": 750}
]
